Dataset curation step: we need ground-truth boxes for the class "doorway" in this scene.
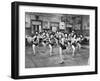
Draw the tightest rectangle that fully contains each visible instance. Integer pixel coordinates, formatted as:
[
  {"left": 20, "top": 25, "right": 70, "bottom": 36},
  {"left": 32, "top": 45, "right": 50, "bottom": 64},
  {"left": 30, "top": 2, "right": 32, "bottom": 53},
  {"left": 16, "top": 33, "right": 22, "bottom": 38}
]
[
  {"left": 31, "top": 20, "right": 42, "bottom": 34},
  {"left": 32, "top": 25, "right": 39, "bottom": 32}
]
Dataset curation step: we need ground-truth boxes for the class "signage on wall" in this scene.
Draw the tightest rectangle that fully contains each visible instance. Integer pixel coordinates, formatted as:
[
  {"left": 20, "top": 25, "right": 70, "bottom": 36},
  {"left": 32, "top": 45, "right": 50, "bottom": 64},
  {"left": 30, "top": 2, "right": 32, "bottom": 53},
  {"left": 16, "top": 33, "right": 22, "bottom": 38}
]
[
  {"left": 43, "top": 21, "right": 49, "bottom": 29},
  {"left": 50, "top": 22, "right": 59, "bottom": 27},
  {"left": 32, "top": 21, "right": 41, "bottom": 25},
  {"left": 59, "top": 22, "right": 65, "bottom": 29}
]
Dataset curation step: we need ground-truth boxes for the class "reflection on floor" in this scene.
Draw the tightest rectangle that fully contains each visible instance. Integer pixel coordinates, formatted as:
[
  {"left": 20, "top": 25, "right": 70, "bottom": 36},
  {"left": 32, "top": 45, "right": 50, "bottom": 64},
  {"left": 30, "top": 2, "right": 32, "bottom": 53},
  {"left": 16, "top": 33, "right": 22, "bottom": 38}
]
[{"left": 25, "top": 45, "right": 89, "bottom": 68}]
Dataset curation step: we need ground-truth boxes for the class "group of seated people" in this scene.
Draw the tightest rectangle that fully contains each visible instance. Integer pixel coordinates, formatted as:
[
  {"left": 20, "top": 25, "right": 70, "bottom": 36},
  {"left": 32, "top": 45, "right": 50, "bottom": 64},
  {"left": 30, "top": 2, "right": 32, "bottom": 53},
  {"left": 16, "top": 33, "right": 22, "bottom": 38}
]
[{"left": 25, "top": 30, "right": 88, "bottom": 64}]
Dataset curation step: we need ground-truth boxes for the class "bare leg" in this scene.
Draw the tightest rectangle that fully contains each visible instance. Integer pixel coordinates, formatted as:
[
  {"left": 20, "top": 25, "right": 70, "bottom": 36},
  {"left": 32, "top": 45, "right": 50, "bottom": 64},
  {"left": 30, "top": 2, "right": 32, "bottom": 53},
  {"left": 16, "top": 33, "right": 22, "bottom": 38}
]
[
  {"left": 49, "top": 44, "right": 53, "bottom": 56},
  {"left": 32, "top": 44, "right": 36, "bottom": 55},
  {"left": 76, "top": 43, "right": 81, "bottom": 54},
  {"left": 78, "top": 43, "right": 81, "bottom": 50},
  {"left": 42, "top": 42, "right": 46, "bottom": 47},
  {"left": 66, "top": 46, "right": 68, "bottom": 54},
  {"left": 72, "top": 45, "right": 75, "bottom": 56},
  {"left": 67, "top": 43, "right": 71, "bottom": 53},
  {"left": 55, "top": 39, "right": 58, "bottom": 47},
  {"left": 59, "top": 47, "right": 64, "bottom": 64}
]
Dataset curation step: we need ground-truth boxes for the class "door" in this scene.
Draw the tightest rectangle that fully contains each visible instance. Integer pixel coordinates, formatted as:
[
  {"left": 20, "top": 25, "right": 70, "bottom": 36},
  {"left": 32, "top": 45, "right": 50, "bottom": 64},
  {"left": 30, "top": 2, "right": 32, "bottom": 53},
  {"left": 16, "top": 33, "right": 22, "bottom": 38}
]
[
  {"left": 31, "top": 20, "right": 42, "bottom": 34},
  {"left": 32, "top": 25, "right": 39, "bottom": 32},
  {"left": 69, "top": 28, "right": 72, "bottom": 33}
]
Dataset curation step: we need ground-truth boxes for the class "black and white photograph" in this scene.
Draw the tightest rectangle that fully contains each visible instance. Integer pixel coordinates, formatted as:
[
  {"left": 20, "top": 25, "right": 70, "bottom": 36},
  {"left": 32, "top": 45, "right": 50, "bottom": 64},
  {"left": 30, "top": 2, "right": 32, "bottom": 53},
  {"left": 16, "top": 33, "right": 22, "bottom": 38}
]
[
  {"left": 11, "top": 1, "right": 97, "bottom": 79},
  {"left": 25, "top": 12, "right": 90, "bottom": 68}
]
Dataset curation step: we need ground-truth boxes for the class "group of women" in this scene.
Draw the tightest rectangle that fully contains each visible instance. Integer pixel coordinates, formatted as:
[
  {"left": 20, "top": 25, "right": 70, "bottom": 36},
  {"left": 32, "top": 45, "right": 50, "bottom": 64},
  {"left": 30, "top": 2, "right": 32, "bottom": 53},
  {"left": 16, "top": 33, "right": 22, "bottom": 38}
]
[{"left": 26, "top": 31, "right": 83, "bottom": 64}]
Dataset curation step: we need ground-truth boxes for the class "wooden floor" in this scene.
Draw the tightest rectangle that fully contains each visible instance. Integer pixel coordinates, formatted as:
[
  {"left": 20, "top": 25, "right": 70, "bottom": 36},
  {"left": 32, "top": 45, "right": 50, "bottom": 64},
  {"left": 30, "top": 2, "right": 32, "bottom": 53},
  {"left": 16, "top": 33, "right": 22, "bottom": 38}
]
[{"left": 25, "top": 45, "right": 89, "bottom": 68}]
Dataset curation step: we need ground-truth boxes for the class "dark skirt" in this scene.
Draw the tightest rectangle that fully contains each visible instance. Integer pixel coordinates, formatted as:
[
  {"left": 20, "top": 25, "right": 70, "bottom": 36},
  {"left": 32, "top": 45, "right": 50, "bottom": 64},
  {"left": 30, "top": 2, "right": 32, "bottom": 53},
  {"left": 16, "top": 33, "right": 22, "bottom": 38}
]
[
  {"left": 56, "top": 37, "right": 59, "bottom": 40},
  {"left": 43, "top": 40, "right": 47, "bottom": 43},
  {"left": 72, "top": 42, "right": 77, "bottom": 47},
  {"left": 33, "top": 42, "right": 38, "bottom": 46},
  {"left": 39, "top": 38, "right": 43, "bottom": 43},
  {"left": 49, "top": 43, "right": 54, "bottom": 46},
  {"left": 59, "top": 43, "right": 66, "bottom": 50}
]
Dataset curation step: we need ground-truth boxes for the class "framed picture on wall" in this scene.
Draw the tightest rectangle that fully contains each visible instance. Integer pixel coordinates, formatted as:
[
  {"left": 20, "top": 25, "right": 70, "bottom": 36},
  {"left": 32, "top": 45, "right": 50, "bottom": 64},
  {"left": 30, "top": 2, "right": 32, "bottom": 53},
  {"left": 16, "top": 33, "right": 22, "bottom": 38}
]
[
  {"left": 11, "top": 1, "right": 98, "bottom": 79},
  {"left": 43, "top": 21, "right": 49, "bottom": 29}
]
